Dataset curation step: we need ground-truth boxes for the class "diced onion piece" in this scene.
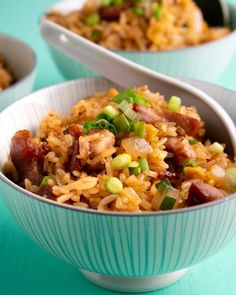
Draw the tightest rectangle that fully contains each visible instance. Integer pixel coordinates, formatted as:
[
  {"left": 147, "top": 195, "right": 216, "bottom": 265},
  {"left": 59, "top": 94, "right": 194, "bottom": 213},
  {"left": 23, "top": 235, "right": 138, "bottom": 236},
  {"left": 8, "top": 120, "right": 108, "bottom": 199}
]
[
  {"left": 104, "top": 177, "right": 123, "bottom": 194},
  {"left": 121, "top": 137, "right": 153, "bottom": 159},
  {"left": 168, "top": 96, "right": 181, "bottom": 112},
  {"left": 224, "top": 167, "right": 236, "bottom": 191},
  {"left": 208, "top": 142, "right": 224, "bottom": 154},
  {"left": 111, "top": 154, "right": 132, "bottom": 170}
]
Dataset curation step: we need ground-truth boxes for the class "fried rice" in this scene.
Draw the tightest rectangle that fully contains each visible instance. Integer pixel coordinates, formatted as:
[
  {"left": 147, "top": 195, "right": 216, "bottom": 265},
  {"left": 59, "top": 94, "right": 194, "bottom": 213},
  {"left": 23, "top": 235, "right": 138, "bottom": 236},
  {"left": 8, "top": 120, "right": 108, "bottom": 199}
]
[
  {"left": 5, "top": 86, "right": 236, "bottom": 212},
  {"left": 47, "top": 0, "right": 230, "bottom": 51},
  {"left": 0, "top": 54, "right": 14, "bottom": 92}
]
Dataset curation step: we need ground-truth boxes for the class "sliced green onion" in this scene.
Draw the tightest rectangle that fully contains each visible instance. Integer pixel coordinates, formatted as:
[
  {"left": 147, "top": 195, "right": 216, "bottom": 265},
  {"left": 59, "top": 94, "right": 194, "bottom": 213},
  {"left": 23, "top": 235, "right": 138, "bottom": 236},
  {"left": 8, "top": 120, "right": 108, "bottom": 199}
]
[
  {"left": 108, "top": 124, "right": 118, "bottom": 135},
  {"left": 134, "top": 121, "right": 146, "bottom": 137},
  {"left": 104, "top": 177, "right": 123, "bottom": 194},
  {"left": 119, "top": 100, "right": 139, "bottom": 122},
  {"left": 183, "top": 159, "right": 197, "bottom": 172},
  {"left": 160, "top": 196, "right": 176, "bottom": 210},
  {"left": 168, "top": 96, "right": 181, "bottom": 112},
  {"left": 132, "top": 6, "right": 145, "bottom": 16},
  {"left": 111, "top": 0, "right": 123, "bottom": 6},
  {"left": 85, "top": 13, "right": 100, "bottom": 26},
  {"left": 111, "top": 154, "right": 132, "bottom": 170},
  {"left": 83, "top": 120, "right": 97, "bottom": 133},
  {"left": 40, "top": 176, "right": 53, "bottom": 186},
  {"left": 129, "top": 166, "right": 141, "bottom": 176},
  {"left": 97, "top": 119, "right": 110, "bottom": 129},
  {"left": 102, "top": 105, "right": 120, "bottom": 120},
  {"left": 139, "top": 159, "right": 149, "bottom": 172},
  {"left": 101, "top": 0, "right": 112, "bottom": 6},
  {"left": 152, "top": 3, "right": 162, "bottom": 20},
  {"left": 113, "top": 87, "right": 149, "bottom": 106},
  {"left": 91, "top": 30, "right": 102, "bottom": 41},
  {"left": 189, "top": 139, "right": 197, "bottom": 145},
  {"left": 113, "top": 114, "right": 131, "bottom": 132},
  {"left": 224, "top": 167, "right": 236, "bottom": 191},
  {"left": 208, "top": 142, "right": 224, "bottom": 154},
  {"left": 155, "top": 178, "right": 172, "bottom": 194}
]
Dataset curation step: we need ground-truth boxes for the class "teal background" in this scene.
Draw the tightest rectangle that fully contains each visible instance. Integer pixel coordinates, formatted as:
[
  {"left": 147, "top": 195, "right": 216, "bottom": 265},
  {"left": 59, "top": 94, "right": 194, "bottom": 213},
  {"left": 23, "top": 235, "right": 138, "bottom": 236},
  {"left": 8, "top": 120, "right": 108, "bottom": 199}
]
[{"left": 0, "top": 0, "right": 236, "bottom": 294}]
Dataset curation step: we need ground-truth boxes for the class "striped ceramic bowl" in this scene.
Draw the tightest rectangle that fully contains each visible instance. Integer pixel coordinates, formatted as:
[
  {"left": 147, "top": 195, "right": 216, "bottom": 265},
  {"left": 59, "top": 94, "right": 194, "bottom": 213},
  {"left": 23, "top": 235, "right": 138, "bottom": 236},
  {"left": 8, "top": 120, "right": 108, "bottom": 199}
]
[
  {"left": 0, "top": 34, "right": 36, "bottom": 111},
  {"left": 0, "top": 77, "right": 236, "bottom": 293},
  {"left": 41, "top": 0, "right": 236, "bottom": 83}
]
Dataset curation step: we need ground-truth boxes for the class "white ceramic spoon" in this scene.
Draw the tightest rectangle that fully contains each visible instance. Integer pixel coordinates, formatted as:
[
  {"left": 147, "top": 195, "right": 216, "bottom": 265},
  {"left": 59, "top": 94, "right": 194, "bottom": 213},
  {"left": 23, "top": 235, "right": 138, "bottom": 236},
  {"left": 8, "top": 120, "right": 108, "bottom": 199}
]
[{"left": 40, "top": 20, "right": 236, "bottom": 155}]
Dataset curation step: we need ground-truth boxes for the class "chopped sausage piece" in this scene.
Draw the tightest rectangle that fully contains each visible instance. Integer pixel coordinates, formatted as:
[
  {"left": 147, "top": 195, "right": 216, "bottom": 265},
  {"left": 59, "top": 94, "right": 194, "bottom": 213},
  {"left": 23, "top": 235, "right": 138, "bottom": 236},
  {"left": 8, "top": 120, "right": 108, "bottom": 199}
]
[
  {"left": 63, "top": 123, "right": 83, "bottom": 139},
  {"left": 187, "top": 181, "right": 226, "bottom": 206},
  {"left": 70, "top": 140, "right": 82, "bottom": 173},
  {"left": 165, "top": 137, "right": 196, "bottom": 166},
  {"left": 10, "top": 130, "right": 49, "bottom": 186},
  {"left": 37, "top": 184, "right": 57, "bottom": 201},
  {"left": 162, "top": 109, "right": 200, "bottom": 137},
  {"left": 99, "top": 2, "right": 132, "bottom": 21},
  {"left": 88, "top": 128, "right": 115, "bottom": 158},
  {"left": 133, "top": 104, "right": 163, "bottom": 124}
]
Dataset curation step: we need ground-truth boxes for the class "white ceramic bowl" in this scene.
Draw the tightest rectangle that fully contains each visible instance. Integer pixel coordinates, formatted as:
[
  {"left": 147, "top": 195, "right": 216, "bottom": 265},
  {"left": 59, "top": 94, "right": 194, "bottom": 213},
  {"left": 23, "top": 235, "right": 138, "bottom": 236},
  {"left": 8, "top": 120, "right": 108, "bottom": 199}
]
[
  {"left": 0, "top": 33, "right": 36, "bottom": 111},
  {"left": 0, "top": 77, "right": 236, "bottom": 293},
  {"left": 41, "top": 0, "right": 236, "bottom": 82}
]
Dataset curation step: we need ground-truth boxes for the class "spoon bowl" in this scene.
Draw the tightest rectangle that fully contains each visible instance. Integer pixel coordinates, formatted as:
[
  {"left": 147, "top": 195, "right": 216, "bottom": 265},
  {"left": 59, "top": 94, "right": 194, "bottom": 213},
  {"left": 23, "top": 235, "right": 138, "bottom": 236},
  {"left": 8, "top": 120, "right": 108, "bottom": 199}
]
[{"left": 41, "top": 20, "right": 236, "bottom": 156}]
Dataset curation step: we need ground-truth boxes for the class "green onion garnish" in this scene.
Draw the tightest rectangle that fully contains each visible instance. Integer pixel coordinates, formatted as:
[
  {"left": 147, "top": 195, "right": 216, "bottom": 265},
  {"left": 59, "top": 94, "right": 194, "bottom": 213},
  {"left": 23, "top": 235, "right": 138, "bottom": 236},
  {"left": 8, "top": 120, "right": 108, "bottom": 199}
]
[
  {"left": 113, "top": 88, "right": 149, "bottom": 106},
  {"left": 102, "top": 105, "right": 119, "bottom": 120},
  {"left": 113, "top": 114, "right": 131, "bottom": 132},
  {"left": 111, "top": 154, "right": 132, "bottom": 170},
  {"left": 132, "top": 6, "right": 145, "bottom": 16},
  {"left": 40, "top": 176, "right": 53, "bottom": 186},
  {"left": 224, "top": 167, "right": 236, "bottom": 191},
  {"left": 188, "top": 139, "right": 197, "bottom": 145},
  {"left": 85, "top": 13, "right": 100, "bottom": 26},
  {"left": 155, "top": 178, "right": 172, "bottom": 194},
  {"left": 208, "top": 142, "right": 224, "bottom": 154},
  {"left": 101, "top": 0, "right": 112, "bottom": 6},
  {"left": 152, "top": 3, "right": 162, "bottom": 20},
  {"left": 104, "top": 177, "right": 123, "bottom": 194},
  {"left": 168, "top": 96, "right": 181, "bottom": 112},
  {"left": 111, "top": 0, "right": 123, "bottom": 6},
  {"left": 134, "top": 121, "right": 146, "bottom": 137},
  {"left": 83, "top": 120, "right": 97, "bottom": 133},
  {"left": 91, "top": 30, "right": 102, "bottom": 41},
  {"left": 119, "top": 100, "right": 139, "bottom": 122},
  {"left": 97, "top": 119, "right": 110, "bottom": 129},
  {"left": 160, "top": 196, "right": 176, "bottom": 210},
  {"left": 129, "top": 166, "right": 141, "bottom": 176},
  {"left": 183, "top": 159, "right": 197, "bottom": 171},
  {"left": 139, "top": 159, "right": 149, "bottom": 172}
]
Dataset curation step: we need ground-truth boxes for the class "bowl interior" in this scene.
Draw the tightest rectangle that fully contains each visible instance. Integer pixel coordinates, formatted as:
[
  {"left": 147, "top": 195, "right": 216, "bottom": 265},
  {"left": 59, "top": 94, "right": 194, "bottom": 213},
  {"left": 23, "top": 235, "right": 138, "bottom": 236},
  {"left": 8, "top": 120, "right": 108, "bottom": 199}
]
[{"left": 0, "top": 34, "right": 36, "bottom": 82}]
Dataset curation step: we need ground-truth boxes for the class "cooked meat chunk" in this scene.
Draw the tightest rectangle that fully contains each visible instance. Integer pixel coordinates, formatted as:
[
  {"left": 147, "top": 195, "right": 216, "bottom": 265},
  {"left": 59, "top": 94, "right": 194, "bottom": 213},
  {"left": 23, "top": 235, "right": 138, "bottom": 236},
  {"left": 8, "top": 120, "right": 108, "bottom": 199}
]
[
  {"left": 99, "top": 2, "right": 132, "bottom": 21},
  {"left": 133, "top": 103, "right": 163, "bottom": 124},
  {"left": 162, "top": 109, "right": 200, "bottom": 136},
  {"left": 63, "top": 123, "right": 83, "bottom": 139},
  {"left": 88, "top": 128, "right": 115, "bottom": 158},
  {"left": 165, "top": 137, "right": 196, "bottom": 166},
  {"left": 37, "top": 184, "right": 57, "bottom": 200},
  {"left": 187, "top": 181, "right": 226, "bottom": 206},
  {"left": 70, "top": 140, "right": 82, "bottom": 173},
  {"left": 10, "top": 130, "right": 49, "bottom": 185}
]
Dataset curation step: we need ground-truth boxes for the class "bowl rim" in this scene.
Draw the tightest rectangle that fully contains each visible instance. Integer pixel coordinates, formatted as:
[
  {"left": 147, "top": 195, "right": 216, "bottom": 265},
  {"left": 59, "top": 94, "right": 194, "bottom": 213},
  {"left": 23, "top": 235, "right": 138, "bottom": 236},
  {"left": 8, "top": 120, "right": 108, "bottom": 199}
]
[
  {"left": 0, "top": 33, "right": 37, "bottom": 97},
  {"left": 42, "top": 0, "right": 236, "bottom": 55},
  {"left": 0, "top": 77, "right": 236, "bottom": 217}
]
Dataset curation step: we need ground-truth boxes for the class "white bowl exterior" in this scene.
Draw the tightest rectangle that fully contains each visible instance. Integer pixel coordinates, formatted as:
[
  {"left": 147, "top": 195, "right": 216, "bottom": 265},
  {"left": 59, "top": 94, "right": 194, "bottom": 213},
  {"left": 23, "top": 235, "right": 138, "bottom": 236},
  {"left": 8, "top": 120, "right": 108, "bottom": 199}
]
[
  {"left": 1, "top": 78, "right": 236, "bottom": 277},
  {"left": 44, "top": 0, "right": 236, "bottom": 82},
  {"left": 0, "top": 34, "right": 36, "bottom": 111}
]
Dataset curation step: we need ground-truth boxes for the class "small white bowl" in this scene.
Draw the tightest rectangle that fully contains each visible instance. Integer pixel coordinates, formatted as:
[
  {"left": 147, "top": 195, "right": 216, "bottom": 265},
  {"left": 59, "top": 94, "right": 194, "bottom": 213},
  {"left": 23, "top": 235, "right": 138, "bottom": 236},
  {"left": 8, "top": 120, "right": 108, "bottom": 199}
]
[
  {"left": 0, "top": 77, "right": 236, "bottom": 293},
  {"left": 41, "top": 0, "right": 236, "bottom": 82},
  {"left": 0, "top": 33, "right": 36, "bottom": 111}
]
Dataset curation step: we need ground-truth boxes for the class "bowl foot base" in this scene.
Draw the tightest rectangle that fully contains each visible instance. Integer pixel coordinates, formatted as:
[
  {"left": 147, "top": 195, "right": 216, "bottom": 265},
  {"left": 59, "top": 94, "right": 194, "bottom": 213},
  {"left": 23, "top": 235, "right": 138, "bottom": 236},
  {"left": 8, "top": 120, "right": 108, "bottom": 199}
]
[{"left": 80, "top": 268, "right": 188, "bottom": 293}]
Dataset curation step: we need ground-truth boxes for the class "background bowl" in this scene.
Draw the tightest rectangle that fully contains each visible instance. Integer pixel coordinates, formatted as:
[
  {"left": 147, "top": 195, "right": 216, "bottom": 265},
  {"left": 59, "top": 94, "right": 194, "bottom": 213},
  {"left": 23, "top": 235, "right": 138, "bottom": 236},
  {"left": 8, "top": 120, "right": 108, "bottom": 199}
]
[
  {"left": 0, "top": 77, "right": 236, "bottom": 293},
  {"left": 41, "top": 0, "right": 236, "bottom": 82},
  {"left": 0, "top": 33, "right": 36, "bottom": 111}
]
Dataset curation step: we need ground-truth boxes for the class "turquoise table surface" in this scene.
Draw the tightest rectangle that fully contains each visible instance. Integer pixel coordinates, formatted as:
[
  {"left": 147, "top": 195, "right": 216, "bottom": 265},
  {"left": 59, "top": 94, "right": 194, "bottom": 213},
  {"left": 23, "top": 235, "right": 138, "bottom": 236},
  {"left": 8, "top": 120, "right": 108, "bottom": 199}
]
[{"left": 1, "top": 1, "right": 236, "bottom": 294}]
